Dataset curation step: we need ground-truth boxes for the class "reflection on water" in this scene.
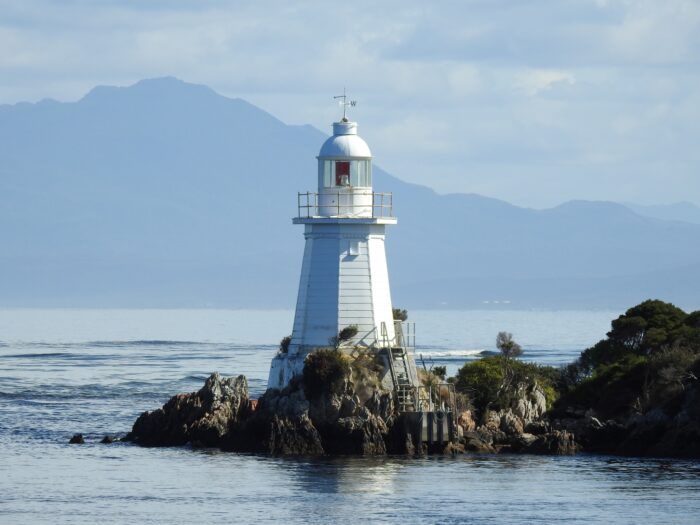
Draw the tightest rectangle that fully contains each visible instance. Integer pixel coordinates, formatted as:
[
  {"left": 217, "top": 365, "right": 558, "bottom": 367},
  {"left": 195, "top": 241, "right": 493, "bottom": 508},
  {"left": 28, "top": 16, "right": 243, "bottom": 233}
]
[{"left": 1, "top": 309, "right": 698, "bottom": 524}]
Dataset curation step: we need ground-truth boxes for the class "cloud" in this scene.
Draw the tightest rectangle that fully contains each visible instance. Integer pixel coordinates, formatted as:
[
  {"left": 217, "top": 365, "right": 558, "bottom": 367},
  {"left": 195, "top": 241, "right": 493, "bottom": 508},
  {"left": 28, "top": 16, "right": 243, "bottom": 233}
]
[
  {"left": 0, "top": 0, "right": 698, "bottom": 207},
  {"left": 515, "top": 70, "right": 576, "bottom": 96}
]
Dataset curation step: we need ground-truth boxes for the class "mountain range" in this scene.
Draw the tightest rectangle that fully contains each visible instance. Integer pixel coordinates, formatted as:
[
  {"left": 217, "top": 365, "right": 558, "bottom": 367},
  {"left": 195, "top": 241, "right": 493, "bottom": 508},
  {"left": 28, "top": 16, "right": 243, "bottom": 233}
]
[{"left": 1, "top": 77, "right": 699, "bottom": 310}]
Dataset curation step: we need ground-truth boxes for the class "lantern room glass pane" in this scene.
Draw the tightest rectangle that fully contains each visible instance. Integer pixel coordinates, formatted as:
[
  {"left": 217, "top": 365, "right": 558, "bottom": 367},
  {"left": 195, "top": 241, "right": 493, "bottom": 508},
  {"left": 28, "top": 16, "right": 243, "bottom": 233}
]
[
  {"left": 336, "top": 161, "right": 350, "bottom": 186},
  {"left": 352, "top": 160, "right": 371, "bottom": 187},
  {"left": 320, "top": 159, "right": 371, "bottom": 187},
  {"left": 320, "top": 160, "right": 334, "bottom": 187}
]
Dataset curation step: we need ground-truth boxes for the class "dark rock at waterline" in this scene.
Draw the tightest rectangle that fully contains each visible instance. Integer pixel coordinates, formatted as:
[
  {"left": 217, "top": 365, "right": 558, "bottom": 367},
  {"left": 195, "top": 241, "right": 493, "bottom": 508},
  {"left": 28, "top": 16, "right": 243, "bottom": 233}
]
[
  {"left": 100, "top": 435, "right": 116, "bottom": 444},
  {"left": 128, "top": 372, "right": 249, "bottom": 447},
  {"left": 69, "top": 433, "right": 85, "bottom": 444},
  {"left": 511, "top": 430, "right": 579, "bottom": 455}
]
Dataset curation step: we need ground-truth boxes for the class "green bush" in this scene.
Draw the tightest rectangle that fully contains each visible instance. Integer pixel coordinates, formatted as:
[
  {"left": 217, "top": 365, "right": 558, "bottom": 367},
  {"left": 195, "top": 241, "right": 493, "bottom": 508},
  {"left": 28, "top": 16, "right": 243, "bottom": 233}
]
[
  {"left": 392, "top": 308, "right": 408, "bottom": 322},
  {"left": 454, "top": 356, "right": 560, "bottom": 416},
  {"left": 279, "top": 335, "right": 291, "bottom": 354},
  {"left": 579, "top": 300, "right": 690, "bottom": 372},
  {"left": 557, "top": 354, "right": 648, "bottom": 417},
  {"left": 433, "top": 365, "right": 447, "bottom": 380},
  {"left": 329, "top": 325, "right": 359, "bottom": 349},
  {"left": 557, "top": 300, "right": 700, "bottom": 418},
  {"left": 303, "top": 349, "right": 351, "bottom": 399},
  {"left": 349, "top": 348, "right": 384, "bottom": 399}
]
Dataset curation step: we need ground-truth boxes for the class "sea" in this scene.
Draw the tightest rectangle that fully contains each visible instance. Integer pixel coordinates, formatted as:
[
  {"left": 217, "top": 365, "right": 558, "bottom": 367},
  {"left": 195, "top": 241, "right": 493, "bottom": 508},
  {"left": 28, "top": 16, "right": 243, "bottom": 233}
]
[{"left": 1, "top": 308, "right": 699, "bottom": 524}]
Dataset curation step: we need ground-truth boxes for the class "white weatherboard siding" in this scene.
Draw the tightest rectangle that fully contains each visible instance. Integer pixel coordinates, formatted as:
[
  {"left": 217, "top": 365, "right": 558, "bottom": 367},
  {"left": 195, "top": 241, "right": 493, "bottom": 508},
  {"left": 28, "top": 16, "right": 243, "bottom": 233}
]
[
  {"left": 291, "top": 223, "right": 394, "bottom": 350},
  {"left": 268, "top": 222, "right": 397, "bottom": 389},
  {"left": 368, "top": 235, "right": 395, "bottom": 344}
]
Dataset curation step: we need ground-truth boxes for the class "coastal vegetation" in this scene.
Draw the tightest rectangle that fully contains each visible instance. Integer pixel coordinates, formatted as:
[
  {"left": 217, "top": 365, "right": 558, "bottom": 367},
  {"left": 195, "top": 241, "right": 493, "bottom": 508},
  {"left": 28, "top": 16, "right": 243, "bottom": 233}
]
[
  {"left": 329, "top": 325, "right": 359, "bottom": 349},
  {"left": 554, "top": 299, "right": 700, "bottom": 419},
  {"left": 302, "top": 349, "right": 350, "bottom": 399},
  {"left": 446, "top": 299, "right": 700, "bottom": 457},
  {"left": 392, "top": 308, "right": 408, "bottom": 321},
  {"left": 279, "top": 335, "right": 292, "bottom": 354}
]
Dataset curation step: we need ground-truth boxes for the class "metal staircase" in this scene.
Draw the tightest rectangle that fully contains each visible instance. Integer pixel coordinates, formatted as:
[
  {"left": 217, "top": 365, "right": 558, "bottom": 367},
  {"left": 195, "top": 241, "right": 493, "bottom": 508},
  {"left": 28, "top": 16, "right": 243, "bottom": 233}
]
[
  {"left": 380, "top": 321, "right": 457, "bottom": 445},
  {"left": 381, "top": 322, "right": 417, "bottom": 412}
]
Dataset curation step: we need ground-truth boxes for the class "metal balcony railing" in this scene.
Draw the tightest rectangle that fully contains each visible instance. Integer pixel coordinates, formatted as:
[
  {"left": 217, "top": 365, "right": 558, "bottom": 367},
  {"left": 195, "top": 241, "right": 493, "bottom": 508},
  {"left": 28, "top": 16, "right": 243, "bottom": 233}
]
[{"left": 297, "top": 191, "right": 394, "bottom": 218}]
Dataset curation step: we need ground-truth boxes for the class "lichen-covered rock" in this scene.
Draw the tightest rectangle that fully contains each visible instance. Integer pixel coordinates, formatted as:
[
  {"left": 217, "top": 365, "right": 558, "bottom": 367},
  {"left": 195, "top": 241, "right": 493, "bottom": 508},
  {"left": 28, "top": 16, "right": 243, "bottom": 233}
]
[{"left": 457, "top": 410, "right": 476, "bottom": 433}]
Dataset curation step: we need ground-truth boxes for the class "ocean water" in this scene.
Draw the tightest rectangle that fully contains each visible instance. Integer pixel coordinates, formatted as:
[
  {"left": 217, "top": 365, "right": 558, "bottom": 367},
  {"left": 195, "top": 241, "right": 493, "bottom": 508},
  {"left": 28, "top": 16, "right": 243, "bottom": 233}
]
[{"left": 1, "top": 308, "right": 699, "bottom": 524}]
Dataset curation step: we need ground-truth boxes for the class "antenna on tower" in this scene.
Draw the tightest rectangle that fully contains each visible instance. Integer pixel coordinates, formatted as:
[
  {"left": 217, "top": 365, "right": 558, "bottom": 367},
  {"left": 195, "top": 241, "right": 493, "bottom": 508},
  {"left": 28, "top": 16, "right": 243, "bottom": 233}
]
[{"left": 333, "top": 88, "right": 357, "bottom": 121}]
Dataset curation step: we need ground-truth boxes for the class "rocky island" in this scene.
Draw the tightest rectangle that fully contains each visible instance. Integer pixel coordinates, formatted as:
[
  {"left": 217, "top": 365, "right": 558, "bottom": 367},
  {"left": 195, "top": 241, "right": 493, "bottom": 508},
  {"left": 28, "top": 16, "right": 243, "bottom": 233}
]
[{"left": 124, "top": 300, "right": 700, "bottom": 459}]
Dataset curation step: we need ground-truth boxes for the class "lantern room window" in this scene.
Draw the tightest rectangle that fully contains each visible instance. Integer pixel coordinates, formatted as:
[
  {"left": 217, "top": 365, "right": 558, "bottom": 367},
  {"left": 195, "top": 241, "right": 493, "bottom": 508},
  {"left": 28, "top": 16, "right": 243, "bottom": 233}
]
[
  {"left": 336, "top": 161, "right": 350, "bottom": 186},
  {"left": 319, "top": 159, "right": 372, "bottom": 188}
]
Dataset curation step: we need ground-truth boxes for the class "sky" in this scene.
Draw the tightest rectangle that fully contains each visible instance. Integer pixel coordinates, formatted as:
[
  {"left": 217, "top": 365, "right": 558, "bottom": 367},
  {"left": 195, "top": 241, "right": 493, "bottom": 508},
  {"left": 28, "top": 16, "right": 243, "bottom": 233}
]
[{"left": 0, "top": 0, "right": 698, "bottom": 208}]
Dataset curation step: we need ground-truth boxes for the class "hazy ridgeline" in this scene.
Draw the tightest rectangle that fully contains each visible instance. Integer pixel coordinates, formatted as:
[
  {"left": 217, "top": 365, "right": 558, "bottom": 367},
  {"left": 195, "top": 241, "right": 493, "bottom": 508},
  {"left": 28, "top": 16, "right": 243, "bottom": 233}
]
[{"left": 1, "top": 77, "right": 699, "bottom": 310}]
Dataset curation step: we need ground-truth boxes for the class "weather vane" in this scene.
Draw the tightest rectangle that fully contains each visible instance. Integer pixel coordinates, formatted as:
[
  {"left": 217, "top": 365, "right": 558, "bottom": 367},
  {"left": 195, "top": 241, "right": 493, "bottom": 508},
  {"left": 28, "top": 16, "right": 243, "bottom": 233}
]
[{"left": 334, "top": 88, "right": 356, "bottom": 121}]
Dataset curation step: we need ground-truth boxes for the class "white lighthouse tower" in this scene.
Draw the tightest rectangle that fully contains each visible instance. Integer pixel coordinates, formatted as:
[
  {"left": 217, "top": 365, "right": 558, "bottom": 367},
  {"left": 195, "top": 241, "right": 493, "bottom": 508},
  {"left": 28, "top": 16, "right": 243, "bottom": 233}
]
[{"left": 268, "top": 98, "right": 417, "bottom": 391}]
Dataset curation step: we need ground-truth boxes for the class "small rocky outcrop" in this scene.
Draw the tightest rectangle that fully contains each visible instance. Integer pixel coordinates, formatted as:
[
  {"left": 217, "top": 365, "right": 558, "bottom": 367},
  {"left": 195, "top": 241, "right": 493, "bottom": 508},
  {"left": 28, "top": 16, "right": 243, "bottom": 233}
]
[
  {"left": 69, "top": 433, "right": 85, "bottom": 444},
  {"left": 452, "top": 382, "right": 578, "bottom": 455},
  {"left": 128, "top": 373, "right": 249, "bottom": 447},
  {"left": 127, "top": 368, "right": 584, "bottom": 456}
]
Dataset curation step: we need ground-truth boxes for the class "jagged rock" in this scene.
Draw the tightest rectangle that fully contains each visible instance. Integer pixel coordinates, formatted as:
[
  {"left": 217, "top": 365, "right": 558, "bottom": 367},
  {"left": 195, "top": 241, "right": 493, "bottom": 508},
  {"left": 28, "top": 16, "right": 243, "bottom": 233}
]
[
  {"left": 499, "top": 410, "right": 524, "bottom": 435},
  {"left": 508, "top": 432, "right": 538, "bottom": 452},
  {"left": 524, "top": 420, "right": 550, "bottom": 435},
  {"left": 457, "top": 410, "right": 476, "bottom": 432},
  {"left": 340, "top": 396, "right": 358, "bottom": 417},
  {"left": 365, "top": 390, "right": 395, "bottom": 421},
  {"left": 264, "top": 413, "right": 324, "bottom": 455},
  {"left": 129, "top": 373, "right": 249, "bottom": 447},
  {"left": 69, "top": 433, "right": 84, "bottom": 444},
  {"left": 323, "top": 414, "right": 388, "bottom": 455},
  {"left": 462, "top": 431, "right": 497, "bottom": 453},
  {"left": 511, "top": 384, "right": 547, "bottom": 423},
  {"left": 521, "top": 431, "right": 578, "bottom": 455}
]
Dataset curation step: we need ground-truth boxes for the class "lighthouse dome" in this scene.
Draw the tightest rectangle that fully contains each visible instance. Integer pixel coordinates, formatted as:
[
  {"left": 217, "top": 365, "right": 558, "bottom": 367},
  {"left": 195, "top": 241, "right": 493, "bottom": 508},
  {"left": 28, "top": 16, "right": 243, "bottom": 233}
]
[{"left": 318, "top": 121, "right": 372, "bottom": 159}]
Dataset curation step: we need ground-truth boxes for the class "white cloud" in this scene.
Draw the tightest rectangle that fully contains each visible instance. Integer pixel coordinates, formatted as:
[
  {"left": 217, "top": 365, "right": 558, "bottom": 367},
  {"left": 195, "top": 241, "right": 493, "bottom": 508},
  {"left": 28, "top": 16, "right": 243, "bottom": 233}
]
[
  {"left": 0, "top": 0, "right": 698, "bottom": 207},
  {"left": 515, "top": 69, "right": 576, "bottom": 96}
]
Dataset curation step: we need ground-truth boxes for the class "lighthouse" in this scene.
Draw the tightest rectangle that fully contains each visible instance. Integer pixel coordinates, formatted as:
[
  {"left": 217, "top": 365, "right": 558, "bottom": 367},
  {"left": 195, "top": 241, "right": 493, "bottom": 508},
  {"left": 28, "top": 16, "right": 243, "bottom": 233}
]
[{"left": 267, "top": 99, "right": 419, "bottom": 393}]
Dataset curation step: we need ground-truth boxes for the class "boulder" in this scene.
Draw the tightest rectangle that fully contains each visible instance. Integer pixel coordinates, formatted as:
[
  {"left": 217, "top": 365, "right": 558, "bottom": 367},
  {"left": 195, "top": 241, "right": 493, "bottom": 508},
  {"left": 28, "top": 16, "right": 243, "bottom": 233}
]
[
  {"left": 462, "top": 431, "right": 497, "bottom": 453},
  {"left": 264, "top": 413, "right": 324, "bottom": 455},
  {"left": 129, "top": 373, "right": 249, "bottom": 447},
  {"left": 69, "top": 433, "right": 84, "bottom": 444},
  {"left": 457, "top": 410, "right": 476, "bottom": 433},
  {"left": 323, "top": 414, "right": 388, "bottom": 455},
  {"left": 521, "top": 430, "right": 578, "bottom": 455}
]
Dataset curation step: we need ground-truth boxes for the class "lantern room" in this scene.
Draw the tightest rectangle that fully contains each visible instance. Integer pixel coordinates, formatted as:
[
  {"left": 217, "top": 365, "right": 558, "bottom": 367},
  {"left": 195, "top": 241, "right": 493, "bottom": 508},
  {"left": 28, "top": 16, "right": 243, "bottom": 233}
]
[
  {"left": 316, "top": 120, "right": 374, "bottom": 217},
  {"left": 317, "top": 121, "right": 372, "bottom": 190}
]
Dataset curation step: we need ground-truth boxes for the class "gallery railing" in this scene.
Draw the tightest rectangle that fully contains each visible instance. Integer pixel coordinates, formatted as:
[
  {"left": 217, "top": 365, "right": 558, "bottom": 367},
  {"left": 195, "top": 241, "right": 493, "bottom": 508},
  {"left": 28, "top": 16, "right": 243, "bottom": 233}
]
[{"left": 297, "top": 191, "right": 393, "bottom": 218}]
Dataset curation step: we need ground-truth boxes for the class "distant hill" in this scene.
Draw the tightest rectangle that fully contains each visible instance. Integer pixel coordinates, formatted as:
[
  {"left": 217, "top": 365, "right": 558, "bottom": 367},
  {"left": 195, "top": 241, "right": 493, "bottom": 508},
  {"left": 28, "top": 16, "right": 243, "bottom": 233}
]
[
  {"left": 622, "top": 202, "right": 700, "bottom": 225},
  {"left": 1, "top": 77, "right": 699, "bottom": 310}
]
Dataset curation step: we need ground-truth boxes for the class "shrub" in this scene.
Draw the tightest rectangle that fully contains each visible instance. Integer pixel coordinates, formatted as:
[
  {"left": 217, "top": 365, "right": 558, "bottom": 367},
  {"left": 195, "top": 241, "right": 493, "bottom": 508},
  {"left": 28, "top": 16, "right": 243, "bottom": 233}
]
[
  {"left": 329, "top": 325, "right": 359, "bottom": 349},
  {"left": 433, "top": 365, "right": 447, "bottom": 380},
  {"left": 392, "top": 308, "right": 408, "bottom": 322},
  {"left": 557, "top": 354, "right": 648, "bottom": 417},
  {"left": 279, "top": 335, "right": 292, "bottom": 354},
  {"left": 497, "top": 332, "right": 522, "bottom": 359},
  {"left": 455, "top": 356, "right": 560, "bottom": 416},
  {"left": 349, "top": 348, "right": 384, "bottom": 400},
  {"left": 303, "top": 349, "right": 351, "bottom": 399}
]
